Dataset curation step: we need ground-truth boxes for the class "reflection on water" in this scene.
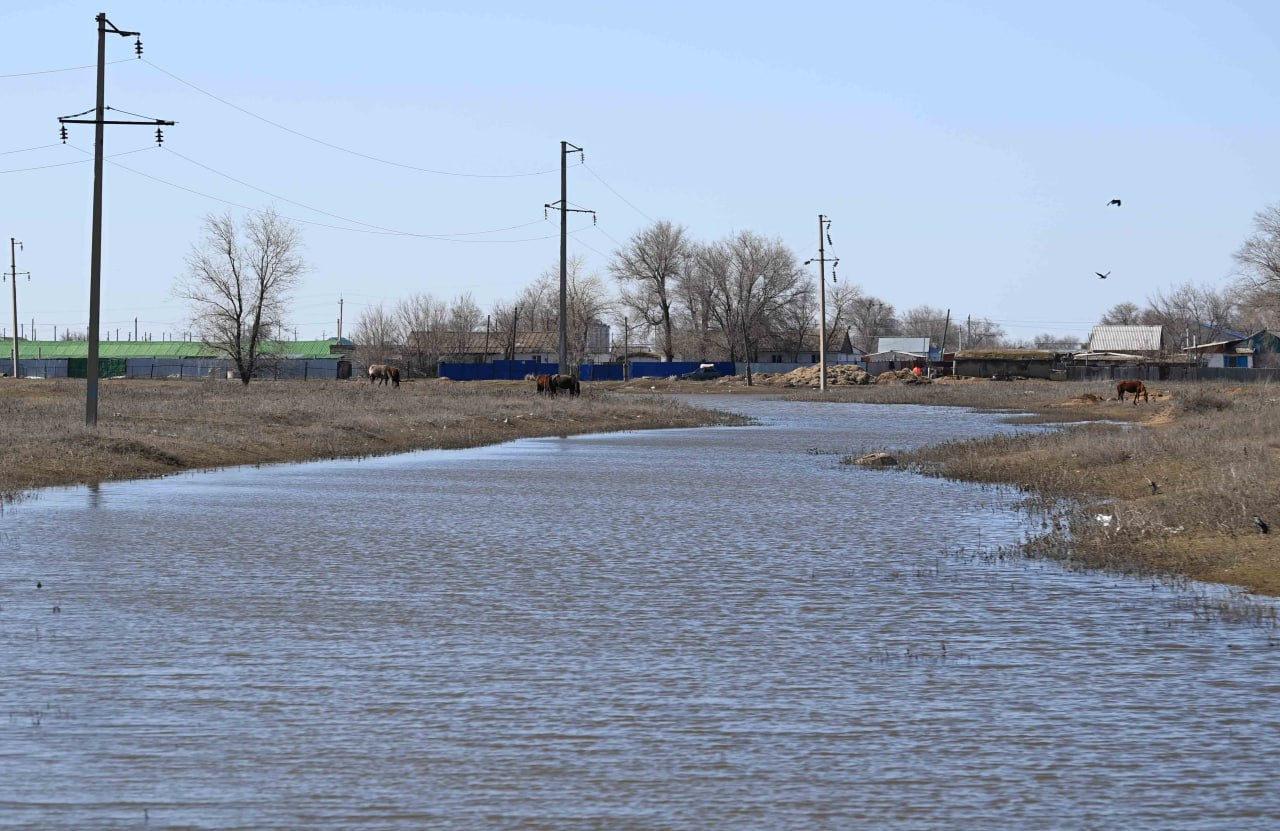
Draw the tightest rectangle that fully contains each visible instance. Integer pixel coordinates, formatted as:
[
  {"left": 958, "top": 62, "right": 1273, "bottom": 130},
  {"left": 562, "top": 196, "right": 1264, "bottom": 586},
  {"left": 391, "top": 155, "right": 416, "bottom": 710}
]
[{"left": 2, "top": 396, "right": 1278, "bottom": 829}]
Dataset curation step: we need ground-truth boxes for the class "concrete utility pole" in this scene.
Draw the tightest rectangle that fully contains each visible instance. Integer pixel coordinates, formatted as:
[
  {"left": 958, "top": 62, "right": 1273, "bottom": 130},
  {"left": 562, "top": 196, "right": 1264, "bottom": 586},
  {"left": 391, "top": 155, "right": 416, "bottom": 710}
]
[
  {"left": 543, "top": 141, "right": 595, "bottom": 376},
  {"left": 623, "top": 315, "right": 630, "bottom": 382},
  {"left": 805, "top": 216, "right": 838, "bottom": 391},
  {"left": 58, "top": 13, "right": 174, "bottom": 426},
  {"left": 8, "top": 238, "right": 29, "bottom": 378},
  {"left": 337, "top": 297, "right": 344, "bottom": 341}
]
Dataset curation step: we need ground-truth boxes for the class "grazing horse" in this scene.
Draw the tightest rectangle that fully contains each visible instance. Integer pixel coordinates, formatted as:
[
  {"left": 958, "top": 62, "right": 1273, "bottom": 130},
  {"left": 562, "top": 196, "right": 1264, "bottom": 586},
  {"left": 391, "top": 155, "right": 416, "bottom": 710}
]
[
  {"left": 1116, "top": 379, "right": 1148, "bottom": 404},
  {"left": 535, "top": 374, "right": 554, "bottom": 395},
  {"left": 550, "top": 374, "right": 581, "bottom": 397},
  {"left": 368, "top": 364, "right": 400, "bottom": 388}
]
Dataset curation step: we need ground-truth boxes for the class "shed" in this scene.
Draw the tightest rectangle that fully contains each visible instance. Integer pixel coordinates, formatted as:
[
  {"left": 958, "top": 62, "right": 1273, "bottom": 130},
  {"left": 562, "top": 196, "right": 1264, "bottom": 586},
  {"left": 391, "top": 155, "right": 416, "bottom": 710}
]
[
  {"left": 953, "top": 349, "right": 1059, "bottom": 379},
  {"left": 1183, "top": 329, "right": 1280, "bottom": 368}
]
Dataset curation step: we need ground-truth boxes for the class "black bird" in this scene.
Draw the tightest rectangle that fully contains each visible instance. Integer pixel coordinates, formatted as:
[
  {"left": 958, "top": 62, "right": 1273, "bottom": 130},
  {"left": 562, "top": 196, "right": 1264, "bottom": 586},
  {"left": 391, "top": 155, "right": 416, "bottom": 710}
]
[
  {"left": 1254, "top": 516, "right": 1270, "bottom": 534},
  {"left": 36, "top": 581, "right": 41, "bottom": 589},
  {"left": 1107, "top": 199, "right": 1122, "bottom": 207},
  {"left": 1096, "top": 271, "right": 1111, "bottom": 280},
  {"left": 1147, "top": 478, "right": 1159, "bottom": 495}
]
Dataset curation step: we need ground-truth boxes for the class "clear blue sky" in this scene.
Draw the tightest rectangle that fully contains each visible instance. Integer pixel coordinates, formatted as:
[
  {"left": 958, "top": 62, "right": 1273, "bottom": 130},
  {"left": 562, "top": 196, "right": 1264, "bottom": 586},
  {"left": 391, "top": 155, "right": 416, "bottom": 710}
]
[{"left": 2, "top": 0, "right": 1278, "bottom": 340}]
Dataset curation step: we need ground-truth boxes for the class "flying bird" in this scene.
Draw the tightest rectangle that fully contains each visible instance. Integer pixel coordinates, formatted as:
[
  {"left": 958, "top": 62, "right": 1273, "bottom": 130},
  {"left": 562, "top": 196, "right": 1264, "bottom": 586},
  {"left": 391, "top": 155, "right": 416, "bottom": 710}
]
[
  {"left": 1095, "top": 271, "right": 1111, "bottom": 280},
  {"left": 1254, "top": 516, "right": 1270, "bottom": 535},
  {"left": 1106, "top": 199, "right": 1122, "bottom": 207}
]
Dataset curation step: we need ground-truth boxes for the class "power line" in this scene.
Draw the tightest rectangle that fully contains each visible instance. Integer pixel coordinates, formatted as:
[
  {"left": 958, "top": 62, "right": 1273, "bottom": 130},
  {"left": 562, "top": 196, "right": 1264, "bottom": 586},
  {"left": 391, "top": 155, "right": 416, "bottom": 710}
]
[
  {"left": 0, "top": 57, "right": 132, "bottom": 79},
  {"left": 582, "top": 162, "right": 655, "bottom": 223},
  {"left": 0, "top": 145, "right": 155, "bottom": 175},
  {"left": 0, "top": 143, "right": 61, "bottom": 156},
  {"left": 161, "top": 147, "right": 551, "bottom": 239},
  {"left": 142, "top": 58, "right": 570, "bottom": 179}
]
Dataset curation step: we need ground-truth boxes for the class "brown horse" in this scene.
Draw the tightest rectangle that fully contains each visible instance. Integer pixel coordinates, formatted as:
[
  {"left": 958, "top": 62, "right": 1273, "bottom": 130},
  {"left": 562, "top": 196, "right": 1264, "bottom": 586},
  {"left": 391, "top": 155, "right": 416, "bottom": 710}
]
[
  {"left": 368, "top": 364, "right": 400, "bottom": 388},
  {"left": 1116, "top": 379, "right": 1148, "bottom": 404},
  {"left": 535, "top": 374, "right": 554, "bottom": 395},
  {"left": 550, "top": 374, "right": 581, "bottom": 397}
]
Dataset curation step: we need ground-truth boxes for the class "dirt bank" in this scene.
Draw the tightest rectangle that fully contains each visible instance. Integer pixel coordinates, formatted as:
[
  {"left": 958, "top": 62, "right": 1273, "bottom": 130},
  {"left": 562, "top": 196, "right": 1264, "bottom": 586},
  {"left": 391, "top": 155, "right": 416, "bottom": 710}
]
[{"left": 0, "top": 378, "right": 744, "bottom": 497}]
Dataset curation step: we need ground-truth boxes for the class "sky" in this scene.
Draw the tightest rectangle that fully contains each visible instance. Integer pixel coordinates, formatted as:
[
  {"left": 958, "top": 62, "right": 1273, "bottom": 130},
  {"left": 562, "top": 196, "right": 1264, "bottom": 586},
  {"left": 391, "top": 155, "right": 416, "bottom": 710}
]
[{"left": 2, "top": 0, "right": 1279, "bottom": 341}]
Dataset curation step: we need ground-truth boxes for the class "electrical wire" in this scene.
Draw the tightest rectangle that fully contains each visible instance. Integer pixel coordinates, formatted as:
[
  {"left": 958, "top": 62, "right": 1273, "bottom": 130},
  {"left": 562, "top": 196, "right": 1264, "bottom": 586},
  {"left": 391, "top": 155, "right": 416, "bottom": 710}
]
[
  {"left": 161, "top": 147, "right": 549, "bottom": 239},
  {"left": 0, "top": 143, "right": 60, "bottom": 156},
  {"left": 0, "top": 145, "right": 155, "bottom": 175},
  {"left": 142, "top": 58, "right": 567, "bottom": 179},
  {"left": 67, "top": 144, "right": 584, "bottom": 243},
  {"left": 582, "top": 162, "right": 655, "bottom": 223},
  {"left": 0, "top": 57, "right": 132, "bottom": 79}
]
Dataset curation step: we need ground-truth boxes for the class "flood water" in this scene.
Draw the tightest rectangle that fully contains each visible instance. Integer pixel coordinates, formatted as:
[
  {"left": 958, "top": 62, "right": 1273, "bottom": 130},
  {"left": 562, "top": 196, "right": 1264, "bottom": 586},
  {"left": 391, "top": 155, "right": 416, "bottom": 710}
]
[{"left": 2, "top": 396, "right": 1279, "bottom": 829}]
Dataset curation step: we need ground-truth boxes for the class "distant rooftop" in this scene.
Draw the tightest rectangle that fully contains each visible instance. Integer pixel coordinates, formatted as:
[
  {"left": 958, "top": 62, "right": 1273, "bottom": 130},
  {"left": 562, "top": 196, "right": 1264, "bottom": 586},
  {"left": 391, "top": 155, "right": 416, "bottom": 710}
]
[{"left": 1088, "top": 325, "right": 1163, "bottom": 353}]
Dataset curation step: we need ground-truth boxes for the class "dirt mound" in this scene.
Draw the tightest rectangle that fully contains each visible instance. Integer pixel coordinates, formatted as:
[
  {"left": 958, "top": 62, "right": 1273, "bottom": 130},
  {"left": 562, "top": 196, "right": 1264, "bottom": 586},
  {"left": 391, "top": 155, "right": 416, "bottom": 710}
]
[
  {"left": 875, "top": 369, "right": 932, "bottom": 385},
  {"left": 760, "top": 364, "right": 872, "bottom": 387}
]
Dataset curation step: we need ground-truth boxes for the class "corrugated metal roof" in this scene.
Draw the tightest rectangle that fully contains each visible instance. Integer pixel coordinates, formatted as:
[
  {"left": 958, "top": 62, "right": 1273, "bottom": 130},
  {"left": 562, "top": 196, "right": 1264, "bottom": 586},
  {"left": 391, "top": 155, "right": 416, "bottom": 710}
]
[
  {"left": 1088, "top": 325, "right": 1163, "bottom": 352},
  {"left": 15, "top": 339, "right": 346, "bottom": 359},
  {"left": 876, "top": 337, "right": 930, "bottom": 354}
]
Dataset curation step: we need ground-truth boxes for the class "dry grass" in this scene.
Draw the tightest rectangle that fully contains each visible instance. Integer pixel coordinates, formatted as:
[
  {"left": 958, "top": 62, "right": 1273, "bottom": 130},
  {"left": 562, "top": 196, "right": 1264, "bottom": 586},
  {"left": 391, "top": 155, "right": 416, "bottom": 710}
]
[
  {"left": 0, "top": 377, "right": 743, "bottom": 497},
  {"left": 903, "top": 382, "right": 1280, "bottom": 594}
]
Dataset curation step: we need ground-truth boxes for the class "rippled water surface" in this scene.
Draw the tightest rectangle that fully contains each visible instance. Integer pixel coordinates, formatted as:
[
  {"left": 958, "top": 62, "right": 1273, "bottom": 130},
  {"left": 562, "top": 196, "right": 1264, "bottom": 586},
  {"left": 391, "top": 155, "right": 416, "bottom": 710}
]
[{"left": 3, "top": 396, "right": 1279, "bottom": 829}]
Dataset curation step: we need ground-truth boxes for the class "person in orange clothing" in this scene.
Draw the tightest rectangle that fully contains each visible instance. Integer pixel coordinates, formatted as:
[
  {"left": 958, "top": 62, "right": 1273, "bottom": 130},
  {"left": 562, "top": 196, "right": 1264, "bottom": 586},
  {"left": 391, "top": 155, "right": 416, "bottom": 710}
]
[{"left": 912, "top": 365, "right": 923, "bottom": 377}]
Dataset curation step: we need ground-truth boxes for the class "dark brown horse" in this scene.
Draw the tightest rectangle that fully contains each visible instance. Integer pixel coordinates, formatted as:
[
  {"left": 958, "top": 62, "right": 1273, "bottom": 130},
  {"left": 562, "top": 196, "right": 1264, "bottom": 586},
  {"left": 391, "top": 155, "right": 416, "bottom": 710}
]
[
  {"left": 1116, "top": 379, "right": 1148, "bottom": 404},
  {"left": 550, "top": 374, "right": 581, "bottom": 396},
  {"left": 535, "top": 374, "right": 554, "bottom": 395},
  {"left": 368, "top": 364, "right": 400, "bottom": 388}
]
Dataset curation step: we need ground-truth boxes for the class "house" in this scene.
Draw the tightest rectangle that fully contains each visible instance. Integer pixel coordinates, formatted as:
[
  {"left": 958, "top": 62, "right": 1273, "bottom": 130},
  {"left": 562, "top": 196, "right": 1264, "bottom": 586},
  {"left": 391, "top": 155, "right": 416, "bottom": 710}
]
[
  {"left": 876, "top": 336, "right": 932, "bottom": 357},
  {"left": 1183, "top": 330, "right": 1280, "bottom": 368},
  {"left": 1087, "top": 325, "right": 1165, "bottom": 356},
  {"left": 953, "top": 349, "right": 1060, "bottom": 379},
  {"left": 757, "top": 330, "right": 865, "bottom": 364}
]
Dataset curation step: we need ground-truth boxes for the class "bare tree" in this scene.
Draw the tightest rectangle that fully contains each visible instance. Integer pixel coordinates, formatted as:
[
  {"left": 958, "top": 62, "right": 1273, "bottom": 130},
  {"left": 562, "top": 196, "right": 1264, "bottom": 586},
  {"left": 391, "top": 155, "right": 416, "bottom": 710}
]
[
  {"left": 706, "top": 231, "right": 806, "bottom": 383},
  {"left": 672, "top": 245, "right": 721, "bottom": 359},
  {"left": 396, "top": 293, "right": 446, "bottom": 376},
  {"left": 1099, "top": 301, "right": 1143, "bottom": 326},
  {"left": 847, "top": 296, "right": 898, "bottom": 353},
  {"left": 609, "top": 220, "right": 688, "bottom": 361},
  {"left": 177, "top": 209, "right": 306, "bottom": 384},
  {"left": 352, "top": 302, "right": 402, "bottom": 367},
  {"left": 899, "top": 305, "right": 961, "bottom": 351},
  {"left": 444, "top": 293, "right": 484, "bottom": 357},
  {"left": 1032, "top": 332, "right": 1083, "bottom": 350}
]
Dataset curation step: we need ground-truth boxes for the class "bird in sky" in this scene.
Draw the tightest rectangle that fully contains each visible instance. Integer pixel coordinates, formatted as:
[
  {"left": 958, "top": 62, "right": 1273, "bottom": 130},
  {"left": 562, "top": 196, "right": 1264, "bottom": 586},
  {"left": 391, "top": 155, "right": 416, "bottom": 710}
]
[
  {"left": 1095, "top": 271, "right": 1111, "bottom": 279},
  {"left": 1106, "top": 199, "right": 1122, "bottom": 207}
]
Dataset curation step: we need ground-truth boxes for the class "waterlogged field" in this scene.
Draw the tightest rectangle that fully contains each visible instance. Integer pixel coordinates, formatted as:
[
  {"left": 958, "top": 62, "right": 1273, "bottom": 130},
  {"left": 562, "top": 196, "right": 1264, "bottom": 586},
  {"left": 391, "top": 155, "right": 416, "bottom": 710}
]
[{"left": 2, "top": 397, "right": 1278, "bottom": 829}]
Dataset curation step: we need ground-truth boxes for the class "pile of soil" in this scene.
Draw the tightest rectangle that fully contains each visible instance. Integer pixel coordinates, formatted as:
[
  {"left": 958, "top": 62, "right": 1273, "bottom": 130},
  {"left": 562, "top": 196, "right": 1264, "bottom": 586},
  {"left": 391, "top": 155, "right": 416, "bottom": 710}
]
[
  {"left": 875, "top": 369, "right": 932, "bottom": 385},
  {"left": 759, "top": 365, "right": 873, "bottom": 387}
]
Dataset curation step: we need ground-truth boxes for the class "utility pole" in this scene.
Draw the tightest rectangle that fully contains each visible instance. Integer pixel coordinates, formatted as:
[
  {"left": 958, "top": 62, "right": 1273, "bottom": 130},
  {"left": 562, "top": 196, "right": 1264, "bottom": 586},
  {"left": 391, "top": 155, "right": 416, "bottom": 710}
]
[
  {"left": 543, "top": 141, "right": 595, "bottom": 376},
  {"left": 337, "top": 297, "right": 344, "bottom": 341},
  {"left": 484, "top": 314, "right": 491, "bottom": 361},
  {"left": 623, "top": 315, "right": 630, "bottom": 382},
  {"left": 133, "top": 316, "right": 138, "bottom": 341},
  {"left": 7, "top": 238, "right": 29, "bottom": 378},
  {"left": 938, "top": 309, "right": 951, "bottom": 378},
  {"left": 58, "top": 13, "right": 173, "bottom": 426},
  {"left": 804, "top": 216, "right": 838, "bottom": 391}
]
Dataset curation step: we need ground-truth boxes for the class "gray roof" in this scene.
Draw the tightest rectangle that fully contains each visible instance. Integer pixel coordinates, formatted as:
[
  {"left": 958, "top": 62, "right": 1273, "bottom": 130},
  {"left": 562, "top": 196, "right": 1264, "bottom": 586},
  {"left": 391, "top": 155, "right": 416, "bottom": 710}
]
[
  {"left": 876, "top": 337, "right": 930, "bottom": 354},
  {"left": 1088, "top": 325, "right": 1163, "bottom": 352}
]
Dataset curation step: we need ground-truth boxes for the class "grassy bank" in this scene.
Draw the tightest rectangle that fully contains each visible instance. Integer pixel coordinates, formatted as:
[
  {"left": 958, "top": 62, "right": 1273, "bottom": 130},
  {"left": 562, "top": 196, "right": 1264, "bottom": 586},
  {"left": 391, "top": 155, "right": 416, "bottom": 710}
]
[
  {"left": 890, "top": 382, "right": 1280, "bottom": 595},
  {"left": 0, "top": 378, "right": 743, "bottom": 497}
]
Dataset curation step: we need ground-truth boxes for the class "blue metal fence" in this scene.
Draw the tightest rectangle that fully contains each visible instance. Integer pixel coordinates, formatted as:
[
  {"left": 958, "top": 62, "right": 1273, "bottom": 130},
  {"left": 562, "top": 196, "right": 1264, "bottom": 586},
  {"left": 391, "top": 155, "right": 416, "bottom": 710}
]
[
  {"left": 0, "top": 358, "right": 69, "bottom": 378},
  {"left": 438, "top": 360, "right": 737, "bottom": 381}
]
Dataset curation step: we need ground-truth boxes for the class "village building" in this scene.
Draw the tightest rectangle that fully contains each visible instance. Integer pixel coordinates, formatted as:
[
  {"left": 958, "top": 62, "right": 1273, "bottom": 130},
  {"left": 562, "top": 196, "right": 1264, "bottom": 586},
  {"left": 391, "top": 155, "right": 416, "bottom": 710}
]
[
  {"left": 1183, "top": 330, "right": 1280, "bottom": 368},
  {"left": 756, "top": 330, "right": 864, "bottom": 365},
  {"left": 952, "top": 349, "right": 1060, "bottom": 379}
]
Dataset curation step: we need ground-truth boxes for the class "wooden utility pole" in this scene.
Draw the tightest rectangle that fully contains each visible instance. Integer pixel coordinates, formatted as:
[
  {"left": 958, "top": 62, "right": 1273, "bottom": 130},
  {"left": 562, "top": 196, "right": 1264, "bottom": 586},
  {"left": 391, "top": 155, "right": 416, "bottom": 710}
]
[
  {"left": 543, "top": 141, "right": 594, "bottom": 377},
  {"left": 58, "top": 13, "right": 173, "bottom": 426},
  {"left": 8, "top": 239, "right": 28, "bottom": 378}
]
